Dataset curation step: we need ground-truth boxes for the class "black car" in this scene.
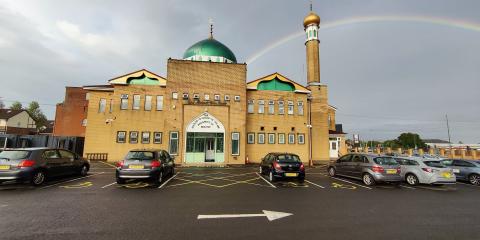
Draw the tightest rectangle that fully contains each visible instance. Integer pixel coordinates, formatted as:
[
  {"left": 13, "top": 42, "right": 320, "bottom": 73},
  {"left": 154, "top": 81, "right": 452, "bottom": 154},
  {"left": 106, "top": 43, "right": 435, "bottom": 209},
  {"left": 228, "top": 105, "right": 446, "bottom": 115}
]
[
  {"left": 259, "top": 152, "right": 305, "bottom": 182},
  {"left": 116, "top": 149, "right": 175, "bottom": 185},
  {"left": 0, "top": 148, "right": 90, "bottom": 186}
]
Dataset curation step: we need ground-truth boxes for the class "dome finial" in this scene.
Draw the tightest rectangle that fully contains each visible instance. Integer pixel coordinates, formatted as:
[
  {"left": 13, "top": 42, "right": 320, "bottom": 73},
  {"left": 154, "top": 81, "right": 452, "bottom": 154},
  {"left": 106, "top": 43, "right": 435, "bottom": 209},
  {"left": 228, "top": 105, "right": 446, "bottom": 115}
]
[
  {"left": 309, "top": 0, "right": 313, "bottom": 11},
  {"left": 209, "top": 17, "right": 214, "bottom": 39}
]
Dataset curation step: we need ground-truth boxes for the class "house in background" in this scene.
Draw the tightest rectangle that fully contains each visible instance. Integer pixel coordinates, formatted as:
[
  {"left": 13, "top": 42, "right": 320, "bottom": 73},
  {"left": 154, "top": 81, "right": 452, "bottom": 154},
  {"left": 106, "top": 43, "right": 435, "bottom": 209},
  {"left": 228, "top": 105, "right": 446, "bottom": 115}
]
[{"left": 0, "top": 109, "right": 37, "bottom": 135}]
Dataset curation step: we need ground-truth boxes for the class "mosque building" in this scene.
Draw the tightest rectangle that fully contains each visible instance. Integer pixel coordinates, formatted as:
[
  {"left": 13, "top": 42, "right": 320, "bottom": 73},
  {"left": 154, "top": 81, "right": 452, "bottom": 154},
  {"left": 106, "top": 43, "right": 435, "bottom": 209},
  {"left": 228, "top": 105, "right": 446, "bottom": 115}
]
[{"left": 79, "top": 8, "right": 346, "bottom": 165}]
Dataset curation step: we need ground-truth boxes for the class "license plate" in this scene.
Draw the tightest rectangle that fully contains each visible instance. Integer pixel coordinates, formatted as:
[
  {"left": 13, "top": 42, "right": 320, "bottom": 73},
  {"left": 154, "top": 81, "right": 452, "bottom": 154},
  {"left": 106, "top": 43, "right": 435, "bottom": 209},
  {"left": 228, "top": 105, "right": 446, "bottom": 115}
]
[
  {"left": 386, "top": 169, "right": 397, "bottom": 174},
  {"left": 442, "top": 172, "right": 452, "bottom": 178},
  {"left": 452, "top": 169, "right": 460, "bottom": 173},
  {"left": 129, "top": 165, "right": 144, "bottom": 169},
  {"left": 285, "top": 173, "right": 298, "bottom": 177},
  {"left": 0, "top": 165, "right": 10, "bottom": 170}
]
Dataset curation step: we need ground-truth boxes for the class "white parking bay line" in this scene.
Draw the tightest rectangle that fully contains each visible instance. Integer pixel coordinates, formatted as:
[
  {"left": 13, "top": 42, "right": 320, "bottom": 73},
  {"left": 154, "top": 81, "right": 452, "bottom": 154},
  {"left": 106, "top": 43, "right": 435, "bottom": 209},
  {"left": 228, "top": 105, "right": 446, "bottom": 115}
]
[
  {"left": 158, "top": 173, "right": 179, "bottom": 189},
  {"left": 39, "top": 172, "right": 104, "bottom": 189},
  {"left": 101, "top": 182, "right": 117, "bottom": 189},
  {"left": 304, "top": 180, "right": 325, "bottom": 188},
  {"left": 331, "top": 177, "right": 372, "bottom": 190},
  {"left": 400, "top": 185, "right": 416, "bottom": 190},
  {"left": 255, "top": 173, "right": 277, "bottom": 188}
]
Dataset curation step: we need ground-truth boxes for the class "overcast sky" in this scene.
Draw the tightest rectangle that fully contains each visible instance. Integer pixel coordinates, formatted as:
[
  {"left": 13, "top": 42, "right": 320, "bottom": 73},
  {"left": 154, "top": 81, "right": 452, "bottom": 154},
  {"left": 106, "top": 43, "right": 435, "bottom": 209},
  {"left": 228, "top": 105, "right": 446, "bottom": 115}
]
[{"left": 1, "top": 0, "right": 479, "bottom": 143}]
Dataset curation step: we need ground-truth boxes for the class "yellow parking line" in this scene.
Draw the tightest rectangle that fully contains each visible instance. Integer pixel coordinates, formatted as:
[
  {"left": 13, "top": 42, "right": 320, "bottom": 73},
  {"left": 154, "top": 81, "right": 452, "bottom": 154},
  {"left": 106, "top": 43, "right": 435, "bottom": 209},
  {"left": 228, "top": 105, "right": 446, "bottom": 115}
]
[{"left": 39, "top": 172, "right": 104, "bottom": 189}]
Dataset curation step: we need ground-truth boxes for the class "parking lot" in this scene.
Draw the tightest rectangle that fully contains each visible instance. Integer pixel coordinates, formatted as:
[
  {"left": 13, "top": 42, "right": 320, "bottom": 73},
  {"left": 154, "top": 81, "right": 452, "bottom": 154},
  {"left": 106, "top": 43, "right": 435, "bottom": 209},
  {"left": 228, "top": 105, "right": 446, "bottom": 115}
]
[{"left": 1, "top": 161, "right": 480, "bottom": 240}]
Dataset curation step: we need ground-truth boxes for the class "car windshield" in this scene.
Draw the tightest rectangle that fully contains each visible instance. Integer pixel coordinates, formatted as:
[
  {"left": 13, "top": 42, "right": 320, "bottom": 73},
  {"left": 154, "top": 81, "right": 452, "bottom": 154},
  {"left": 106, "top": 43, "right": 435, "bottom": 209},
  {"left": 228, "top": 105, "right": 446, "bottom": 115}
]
[
  {"left": 277, "top": 154, "right": 301, "bottom": 163},
  {"left": 0, "top": 150, "right": 31, "bottom": 160},
  {"left": 424, "top": 161, "right": 445, "bottom": 168},
  {"left": 125, "top": 151, "right": 154, "bottom": 160},
  {"left": 373, "top": 157, "right": 398, "bottom": 165}
]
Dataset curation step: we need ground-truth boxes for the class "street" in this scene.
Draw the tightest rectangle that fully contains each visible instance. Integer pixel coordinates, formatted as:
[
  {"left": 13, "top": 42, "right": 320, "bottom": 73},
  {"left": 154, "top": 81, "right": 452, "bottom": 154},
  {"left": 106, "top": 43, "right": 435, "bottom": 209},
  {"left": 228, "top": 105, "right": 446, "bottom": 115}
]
[{"left": 1, "top": 161, "right": 480, "bottom": 240}]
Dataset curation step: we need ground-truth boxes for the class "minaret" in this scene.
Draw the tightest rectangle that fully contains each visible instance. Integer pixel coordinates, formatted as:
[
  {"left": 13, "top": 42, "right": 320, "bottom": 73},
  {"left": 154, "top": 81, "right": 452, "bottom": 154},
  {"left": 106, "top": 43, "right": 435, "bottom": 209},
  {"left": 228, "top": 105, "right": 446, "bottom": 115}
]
[
  {"left": 303, "top": 3, "right": 321, "bottom": 85},
  {"left": 304, "top": 3, "right": 330, "bottom": 163}
]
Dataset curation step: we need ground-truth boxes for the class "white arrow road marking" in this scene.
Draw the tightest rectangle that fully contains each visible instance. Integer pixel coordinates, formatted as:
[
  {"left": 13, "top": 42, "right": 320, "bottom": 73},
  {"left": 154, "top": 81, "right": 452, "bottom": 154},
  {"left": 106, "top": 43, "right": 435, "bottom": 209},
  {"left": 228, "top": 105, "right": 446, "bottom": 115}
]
[{"left": 198, "top": 210, "right": 292, "bottom": 221}]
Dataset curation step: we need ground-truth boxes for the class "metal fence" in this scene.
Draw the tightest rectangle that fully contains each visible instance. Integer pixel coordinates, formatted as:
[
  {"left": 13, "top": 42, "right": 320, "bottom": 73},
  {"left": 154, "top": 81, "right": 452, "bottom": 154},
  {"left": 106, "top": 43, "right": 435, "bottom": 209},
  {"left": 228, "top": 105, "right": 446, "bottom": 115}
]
[{"left": 0, "top": 134, "right": 84, "bottom": 156}]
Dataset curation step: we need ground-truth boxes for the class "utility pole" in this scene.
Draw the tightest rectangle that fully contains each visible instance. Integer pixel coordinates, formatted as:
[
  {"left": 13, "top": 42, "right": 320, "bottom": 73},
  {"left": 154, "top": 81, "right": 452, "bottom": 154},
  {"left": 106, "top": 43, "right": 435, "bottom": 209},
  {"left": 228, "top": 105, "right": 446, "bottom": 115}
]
[{"left": 446, "top": 114, "right": 452, "bottom": 157}]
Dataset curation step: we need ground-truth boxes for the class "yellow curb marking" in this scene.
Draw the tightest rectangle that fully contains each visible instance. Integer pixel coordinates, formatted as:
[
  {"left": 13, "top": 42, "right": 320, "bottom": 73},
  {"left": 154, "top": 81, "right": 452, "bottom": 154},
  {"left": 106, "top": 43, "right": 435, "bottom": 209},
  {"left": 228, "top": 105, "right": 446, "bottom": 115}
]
[
  {"left": 60, "top": 181, "right": 93, "bottom": 189},
  {"left": 332, "top": 182, "right": 356, "bottom": 190}
]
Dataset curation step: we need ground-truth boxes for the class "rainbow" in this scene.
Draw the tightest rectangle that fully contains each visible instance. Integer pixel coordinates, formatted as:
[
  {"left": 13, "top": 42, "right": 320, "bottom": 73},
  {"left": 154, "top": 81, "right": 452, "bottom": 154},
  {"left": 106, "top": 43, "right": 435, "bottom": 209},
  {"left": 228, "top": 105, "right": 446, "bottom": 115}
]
[{"left": 246, "top": 15, "right": 480, "bottom": 64}]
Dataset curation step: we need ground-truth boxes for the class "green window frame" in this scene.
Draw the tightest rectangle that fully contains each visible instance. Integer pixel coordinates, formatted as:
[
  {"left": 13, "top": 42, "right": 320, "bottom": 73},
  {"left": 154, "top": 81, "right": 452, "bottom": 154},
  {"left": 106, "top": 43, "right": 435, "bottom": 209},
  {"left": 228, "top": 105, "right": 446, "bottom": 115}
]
[
  {"left": 231, "top": 132, "right": 240, "bottom": 156},
  {"left": 169, "top": 132, "right": 179, "bottom": 155},
  {"left": 247, "top": 133, "right": 255, "bottom": 144}
]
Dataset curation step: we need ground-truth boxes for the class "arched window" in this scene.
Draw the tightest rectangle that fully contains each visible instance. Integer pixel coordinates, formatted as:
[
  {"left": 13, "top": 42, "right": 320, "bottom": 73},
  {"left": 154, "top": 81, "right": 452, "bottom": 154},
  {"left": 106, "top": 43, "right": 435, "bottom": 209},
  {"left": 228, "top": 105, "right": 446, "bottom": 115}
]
[
  {"left": 314, "top": 29, "right": 317, "bottom": 37},
  {"left": 309, "top": 31, "right": 312, "bottom": 37}
]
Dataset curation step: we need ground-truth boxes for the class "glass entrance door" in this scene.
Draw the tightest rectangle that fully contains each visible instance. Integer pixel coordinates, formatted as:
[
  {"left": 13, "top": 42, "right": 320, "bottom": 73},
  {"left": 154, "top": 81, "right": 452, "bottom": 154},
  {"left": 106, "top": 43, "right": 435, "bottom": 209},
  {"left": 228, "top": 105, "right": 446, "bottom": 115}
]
[{"left": 205, "top": 138, "right": 215, "bottom": 162}]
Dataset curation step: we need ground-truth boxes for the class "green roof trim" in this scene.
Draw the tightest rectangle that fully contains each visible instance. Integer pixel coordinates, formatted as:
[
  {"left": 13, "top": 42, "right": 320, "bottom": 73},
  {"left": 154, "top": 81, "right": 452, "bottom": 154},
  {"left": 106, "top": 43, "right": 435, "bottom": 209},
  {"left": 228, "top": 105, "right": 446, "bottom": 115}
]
[
  {"left": 127, "top": 74, "right": 160, "bottom": 85},
  {"left": 183, "top": 38, "right": 237, "bottom": 63},
  {"left": 257, "top": 77, "right": 295, "bottom": 92}
]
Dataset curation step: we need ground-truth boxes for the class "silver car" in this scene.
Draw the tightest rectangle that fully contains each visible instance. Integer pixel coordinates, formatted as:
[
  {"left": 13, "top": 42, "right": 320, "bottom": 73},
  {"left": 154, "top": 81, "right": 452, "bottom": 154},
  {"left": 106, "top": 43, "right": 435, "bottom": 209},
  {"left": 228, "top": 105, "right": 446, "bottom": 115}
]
[
  {"left": 441, "top": 159, "right": 480, "bottom": 185},
  {"left": 395, "top": 157, "right": 456, "bottom": 186},
  {"left": 328, "top": 153, "right": 402, "bottom": 186}
]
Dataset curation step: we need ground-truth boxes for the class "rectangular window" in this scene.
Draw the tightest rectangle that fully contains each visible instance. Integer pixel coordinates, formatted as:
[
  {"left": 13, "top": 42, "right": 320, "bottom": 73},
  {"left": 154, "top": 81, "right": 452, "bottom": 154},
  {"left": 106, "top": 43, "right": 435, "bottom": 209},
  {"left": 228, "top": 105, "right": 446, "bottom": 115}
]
[
  {"left": 145, "top": 95, "right": 152, "bottom": 111},
  {"left": 298, "top": 101, "right": 304, "bottom": 115},
  {"left": 141, "top": 132, "right": 150, "bottom": 144},
  {"left": 109, "top": 99, "right": 114, "bottom": 113},
  {"left": 224, "top": 95, "right": 230, "bottom": 101},
  {"left": 204, "top": 94, "right": 210, "bottom": 101},
  {"left": 172, "top": 92, "right": 178, "bottom": 100},
  {"left": 193, "top": 94, "right": 200, "bottom": 100},
  {"left": 288, "top": 133, "right": 295, "bottom": 144},
  {"left": 120, "top": 97, "right": 128, "bottom": 110},
  {"left": 247, "top": 133, "right": 255, "bottom": 144},
  {"left": 278, "top": 101, "right": 285, "bottom": 115},
  {"left": 268, "top": 133, "right": 275, "bottom": 144},
  {"left": 129, "top": 131, "right": 139, "bottom": 144},
  {"left": 258, "top": 100, "right": 265, "bottom": 114},
  {"left": 98, "top": 98, "right": 106, "bottom": 113},
  {"left": 231, "top": 132, "right": 240, "bottom": 155},
  {"left": 156, "top": 95, "right": 164, "bottom": 111},
  {"left": 133, "top": 95, "right": 140, "bottom": 110},
  {"left": 278, "top": 133, "right": 285, "bottom": 144},
  {"left": 153, "top": 132, "right": 162, "bottom": 144},
  {"left": 298, "top": 133, "right": 305, "bottom": 144},
  {"left": 214, "top": 94, "right": 220, "bottom": 101},
  {"left": 169, "top": 132, "right": 179, "bottom": 155},
  {"left": 247, "top": 100, "right": 254, "bottom": 113},
  {"left": 287, "top": 101, "right": 294, "bottom": 115},
  {"left": 234, "top": 95, "right": 240, "bottom": 102},
  {"left": 268, "top": 100, "right": 275, "bottom": 114},
  {"left": 117, "top": 131, "right": 126, "bottom": 143},
  {"left": 258, "top": 133, "right": 265, "bottom": 144},
  {"left": 182, "top": 93, "right": 189, "bottom": 100}
]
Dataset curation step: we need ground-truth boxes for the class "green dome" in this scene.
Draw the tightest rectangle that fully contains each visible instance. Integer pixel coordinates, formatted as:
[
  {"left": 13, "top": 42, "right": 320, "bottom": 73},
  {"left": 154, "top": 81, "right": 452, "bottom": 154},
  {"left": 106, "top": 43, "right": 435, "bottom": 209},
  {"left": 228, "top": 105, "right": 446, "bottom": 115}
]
[{"left": 183, "top": 38, "right": 237, "bottom": 63}]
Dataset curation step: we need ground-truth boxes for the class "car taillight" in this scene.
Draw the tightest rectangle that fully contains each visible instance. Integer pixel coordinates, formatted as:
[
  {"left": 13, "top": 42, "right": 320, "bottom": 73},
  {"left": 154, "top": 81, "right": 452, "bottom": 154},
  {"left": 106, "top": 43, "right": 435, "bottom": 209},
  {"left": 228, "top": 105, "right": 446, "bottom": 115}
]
[
  {"left": 273, "top": 161, "right": 282, "bottom": 171},
  {"left": 422, "top": 168, "right": 433, "bottom": 173},
  {"left": 18, "top": 160, "right": 35, "bottom": 168},
  {"left": 300, "top": 163, "right": 305, "bottom": 171},
  {"left": 372, "top": 166, "right": 384, "bottom": 173},
  {"left": 151, "top": 160, "right": 161, "bottom": 168},
  {"left": 116, "top": 160, "right": 124, "bottom": 168}
]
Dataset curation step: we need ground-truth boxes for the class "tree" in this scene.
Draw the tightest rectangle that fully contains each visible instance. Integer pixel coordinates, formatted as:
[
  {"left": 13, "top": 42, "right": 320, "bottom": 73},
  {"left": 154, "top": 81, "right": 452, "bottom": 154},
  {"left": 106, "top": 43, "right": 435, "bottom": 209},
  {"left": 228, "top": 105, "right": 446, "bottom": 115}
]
[
  {"left": 396, "top": 132, "right": 426, "bottom": 149},
  {"left": 26, "top": 101, "right": 48, "bottom": 130},
  {"left": 10, "top": 101, "right": 23, "bottom": 110}
]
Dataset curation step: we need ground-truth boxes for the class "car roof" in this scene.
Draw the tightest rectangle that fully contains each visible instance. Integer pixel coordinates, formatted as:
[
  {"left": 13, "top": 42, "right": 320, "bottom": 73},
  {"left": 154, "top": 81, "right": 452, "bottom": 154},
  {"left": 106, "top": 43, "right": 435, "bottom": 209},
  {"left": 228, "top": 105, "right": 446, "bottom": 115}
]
[
  {"left": 267, "top": 152, "right": 299, "bottom": 156},
  {"left": 349, "top": 153, "right": 390, "bottom": 158},
  {"left": 129, "top": 148, "right": 164, "bottom": 152},
  {"left": 2, "top": 147, "right": 50, "bottom": 151}
]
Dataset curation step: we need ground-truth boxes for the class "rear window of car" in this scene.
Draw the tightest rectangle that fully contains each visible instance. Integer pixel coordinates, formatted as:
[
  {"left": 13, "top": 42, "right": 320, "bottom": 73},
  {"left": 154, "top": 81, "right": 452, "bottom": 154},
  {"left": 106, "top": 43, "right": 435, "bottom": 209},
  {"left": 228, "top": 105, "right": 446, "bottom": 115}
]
[
  {"left": 373, "top": 157, "right": 398, "bottom": 165},
  {"left": 424, "top": 161, "right": 445, "bottom": 168},
  {"left": 125, "top": 151, "right": 154, "bottom": 160},
  {"left": 0, "top": 150, "right": 31, "bottom": 160},
  {"left": 277, "top": 154, "right": 301, "bottom": 163}
]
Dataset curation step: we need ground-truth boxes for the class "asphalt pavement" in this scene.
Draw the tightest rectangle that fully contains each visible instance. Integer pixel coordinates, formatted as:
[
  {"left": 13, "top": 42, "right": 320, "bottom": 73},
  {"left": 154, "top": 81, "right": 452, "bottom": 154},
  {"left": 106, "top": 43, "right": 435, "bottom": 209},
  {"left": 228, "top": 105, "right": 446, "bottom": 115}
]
[{"left": 1, "top": 161, "right": 480, "bottom": 240}]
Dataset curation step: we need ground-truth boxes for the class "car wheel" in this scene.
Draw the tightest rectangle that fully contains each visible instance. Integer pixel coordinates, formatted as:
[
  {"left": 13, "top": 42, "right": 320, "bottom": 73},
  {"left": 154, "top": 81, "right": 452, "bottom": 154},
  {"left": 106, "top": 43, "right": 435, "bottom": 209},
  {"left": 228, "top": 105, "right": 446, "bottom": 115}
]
[
  {"left": 31, "top": 170, "right": 46, "bottom": 186},
  {"left": 116, "top": 177, "right": 126, "bottom": 184},
  {"left": 157, "top": 171, "right": 163, "bottom": 184},
  {"left": 362, "top": 173, "right": 375, "bottom": 186},
  {"left": 269, "top": 171, "right": 276, "bottom": 182},
  {"left": 79, "top": 165, "right": 88, "bottom": 177},
  {"left": 328, "top": 167, "right": 336, "bottom": 177},
  {"left": 468, "top": 174, "right": 480, "bottom": 185},
  {"left": 406, "top": 174, "right": 419, "bottom": 186}
]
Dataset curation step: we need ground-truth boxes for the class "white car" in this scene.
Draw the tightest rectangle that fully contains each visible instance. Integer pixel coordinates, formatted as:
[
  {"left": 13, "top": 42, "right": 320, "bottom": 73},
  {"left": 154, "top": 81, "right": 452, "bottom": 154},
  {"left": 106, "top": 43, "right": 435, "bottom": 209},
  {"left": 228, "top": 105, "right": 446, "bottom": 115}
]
[{"left": 395, "top": 157, "right": 456, "bottom": 186}]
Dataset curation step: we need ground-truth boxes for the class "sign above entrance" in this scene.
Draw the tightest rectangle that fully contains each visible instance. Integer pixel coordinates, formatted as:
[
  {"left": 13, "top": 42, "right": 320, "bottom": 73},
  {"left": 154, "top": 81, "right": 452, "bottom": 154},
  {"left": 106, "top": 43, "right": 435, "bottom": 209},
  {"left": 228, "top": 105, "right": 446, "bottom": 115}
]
[{"left": 186, "top": 112, "right": 225, "bottom": 133}]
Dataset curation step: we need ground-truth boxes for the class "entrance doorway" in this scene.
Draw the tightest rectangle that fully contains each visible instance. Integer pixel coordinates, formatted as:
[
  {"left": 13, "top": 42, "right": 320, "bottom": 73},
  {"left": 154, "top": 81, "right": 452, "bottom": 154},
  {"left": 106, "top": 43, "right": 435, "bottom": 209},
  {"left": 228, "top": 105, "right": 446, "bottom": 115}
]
[
  {"left": 329, "top": 139, "right": 339, "bottom": 158},
  {"left": 205, "top": 138, "right": 215, "bottom": 162},
  {"left": 185, "top": 133, "right": 224, "bottom": 163}
]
